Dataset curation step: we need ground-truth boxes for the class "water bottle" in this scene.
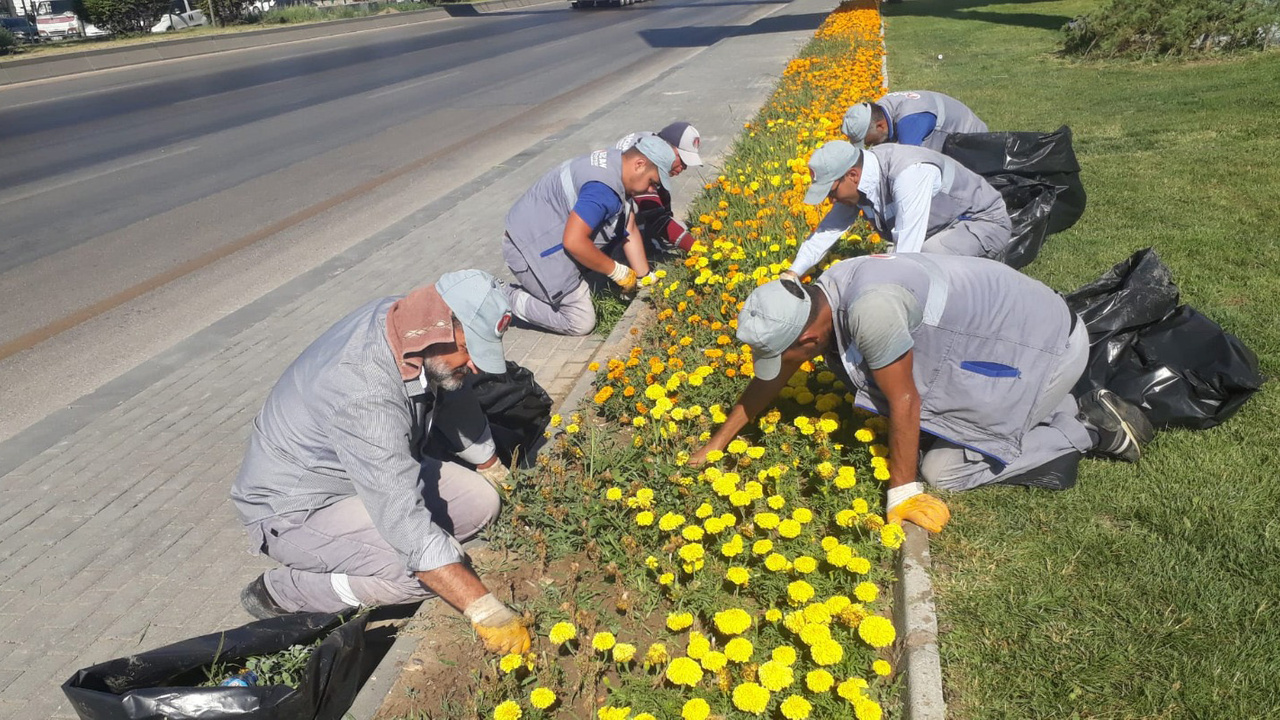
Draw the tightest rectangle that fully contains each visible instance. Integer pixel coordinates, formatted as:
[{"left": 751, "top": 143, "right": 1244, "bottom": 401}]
[{"left": 219, "top": 670, "right": 259, "bottom": 687}]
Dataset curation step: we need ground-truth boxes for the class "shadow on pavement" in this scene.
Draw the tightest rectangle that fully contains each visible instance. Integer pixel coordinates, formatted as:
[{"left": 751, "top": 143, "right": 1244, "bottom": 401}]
[
  {"left": 882, "top": 0, "right": 1072, "bottom": 33},
  {"left": 638, "top": 10, "right": 827, "bottom": 47}
]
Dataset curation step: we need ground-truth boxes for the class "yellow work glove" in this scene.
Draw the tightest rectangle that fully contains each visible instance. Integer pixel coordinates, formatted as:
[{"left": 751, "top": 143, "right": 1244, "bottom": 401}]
[
  {"left": 464, "top": 593, "right": 531, "bottom": 654},
  {"left": 476, "top": 461, "right": 511, "bottom": 493},
  {"left": 886, "top": 482, "right": 951, "bottom": 534},
  {"left": 607, "top": 262, "right": 638, "bottom": 294}
]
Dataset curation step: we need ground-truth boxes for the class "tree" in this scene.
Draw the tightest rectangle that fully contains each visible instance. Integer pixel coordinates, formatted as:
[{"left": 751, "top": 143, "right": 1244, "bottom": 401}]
[{"left": 73, "top": 0, "right": 173, "bottom": 34}]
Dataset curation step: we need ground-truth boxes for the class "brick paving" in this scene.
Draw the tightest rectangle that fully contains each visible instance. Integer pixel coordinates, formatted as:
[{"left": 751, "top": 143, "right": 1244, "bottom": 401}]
[{"left": 0, "top": 0, "right": 827, "bottom": 715}]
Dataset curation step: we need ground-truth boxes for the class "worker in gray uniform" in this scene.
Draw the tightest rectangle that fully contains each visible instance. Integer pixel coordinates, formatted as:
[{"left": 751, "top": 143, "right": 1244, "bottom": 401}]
[
  {"left": 502, "top": 136, "right": 677, "bottom": 336},
  {"left": 842, "top": 90, "right": 987, "bottom": 152},
  {"left": 783, "top": 140, "right": 1011, "bottom": 280},
  {"left": 615, "top": 121, "right": 704, "bottom": 254},
  {"left": 231, "top": 270, "right": 531, "bottom": 655},
  {"left": 691, "top": 255, "right": 1154, "bottom": 533}
]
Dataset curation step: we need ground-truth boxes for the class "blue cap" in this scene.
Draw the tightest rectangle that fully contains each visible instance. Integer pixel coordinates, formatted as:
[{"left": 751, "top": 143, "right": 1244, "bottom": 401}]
[{"left": 435, "top": 269, "right": 511, "bottom": 375}]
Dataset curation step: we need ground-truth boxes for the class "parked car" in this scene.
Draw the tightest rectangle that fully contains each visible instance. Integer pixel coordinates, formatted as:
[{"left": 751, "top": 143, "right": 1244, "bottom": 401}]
[
  {"left": 1, "top": 16, "right": 42, "bottom": 43},
  {"left": 150, "top": 9, "right": 207, "bottom": 32}
]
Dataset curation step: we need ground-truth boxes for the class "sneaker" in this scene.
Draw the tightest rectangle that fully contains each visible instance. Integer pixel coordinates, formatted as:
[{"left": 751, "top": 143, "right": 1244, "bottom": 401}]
[
  {"left": 1077, "top": 389, "right": 1154, "bottom": 462},
  {"left": 240, "top": 574, "right": 290, "bottom": 620}
]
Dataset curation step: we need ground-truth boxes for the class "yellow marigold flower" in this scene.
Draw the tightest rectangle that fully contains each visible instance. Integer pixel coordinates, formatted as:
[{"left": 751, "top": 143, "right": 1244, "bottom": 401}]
[
  {"left": 817, "top": 418, "right": 839, "bottom": 434},
  {"left": 667, "top": 612, "right": 694, "bottom": 632},
  {"left": 880, "top": 523, "right": 906, "bottom": 550},
  {"left": 764, "top": 553, "right": 791, "bottom": 572},
  {"left": 632, "top": 416, "right": 647, "bottom": 428},
  {"left": 682, "top": 525, "right": 705, "bottom": 542},
  {"left": 855, "top": 428, "right": 875, "bottom": 443},
  {"left": 837, "top": 677, "right": 869, "bottom": 702},
  {"left": 745, "top": 445, "right": 766, "bottom": 459},
  {"left": 791, "top": 507, "right": 813, "bottom": 524},
  {"left": 820, "top": 536, "right": 839, "bottom": 551},
  {"left": 855, "top": 699, "right": 883, "bottom": 720},
  {"left": 836, "top": 509, "right": 857, "bottom": 528},
  {"left": 659, "top": 572, "right": 674, "bottom": 585},
  {"left": 811, "top": 639, "right": 845, "bottom": 666},
  {"left": 806, "top": 669, "right": 835, "bottom": 693},
  {"left": 548, "top": 621, "right": 577, "bottom": 645},
  {"left": 593, "top": 386, "right": 613, "bottom": 404},
  {"left": 826, "top": 544, "right": 853, "bottom": 567},
  {"left": 787, "top": 580, "right": 815, "bottom": 605},
  {"left": 766, "top": 494, "right": 786, "bottom": 510},
  {"left": 727, "top": 439, "right": 749, "bottom": 454},
  {"left": 873, "top": 467, "right": 891, "bottom": 481},
  {"left": 852, "top": 497, "right": 870, "bottom": 514},
  {"left": 731, "top": 682, "right": 771, "bottom": 713},
  {"left": 825, "top": 595, "right": 852, "bottom": 614},
  {"left": 549, "top": 414, "right": 562, "bottom": 427},
  {"left": 802, "top": 604, "right": 832, "bottom": 626},
  {"left": 765, "top": 607, "right": 783, "bottom": 623},
  {"left": 644, "top": 642, "right": 669, "bottom": 666},
  {"left": 704, "top": 517, "right": 725, "bottom": 534},
  {"left": 499, "top": 652, "right": 523, "bottom": 673},
  {"left": 799, "top": 622, "right": 832, "bottom": 647},
  {"left": 635, "top": 511, "right": 654, "bottom": 527},
  {"left": 858, "top": 616, "right": 896, "bottom": 648},
  {"left": 713, "top": 608, "right": 752, "bottom": 635},
  {"left": 605, "top": 487, "right": 623, "bottom": 501},
  {"left": 565, "top": 423, "right": 580, "bottom": 434},
  {"left": 613, "top": 642, "right": 637, "bottom": 663},
  {"left": 729, "top": 490, "right": 752, "bottom": 507},
  {"left": 645, "top": 384, "right": 666, "bottom": 401},
  {"left": 493, "top": 700, "right": 522, "bottom": 720},
  {"left": 598, "top": 706, "right": 632, "bottom": 720},
  {"left": 724, "top": 636, "right": 753, "bottom": 663},
  {"left": 783, "top": 610, "right": 806, "bottom": 634},
  {"left": 591, "top": 631, "right": 616, "bottom": 652},
  {"left": 720, "top": 535, "right": 745, "bottom": 558},
  {"left": 681, "top": 698, "right": 711, "bottom": 720},
  {"left": 754, "top": 512, "right": 781, "bottom": 530},
  {"left": 700, "top": 650, "right": 727, "bottom": 671},
  {"left": 835, "top": 468, "right": 857, "bottom": 489},
  {"left": 658, "top": 512, "right": 684, "bottom": 532},
  {"left": 705, "top": 449, "right": 725, "bottom": 462},
  {"left": 666, "top": 657, "right": 704, "bottom": 687},
  {"left": 855, "top": 582, "right": 879, "bottom": 603},
  {"left": 530, "top": 687, "right": 556, "bottom": 710},
  {"left": 726, "top": 566, "right": 750, "bottom": 586},
  {"left": 777, "top": 519, "right": 802, "bottom": 539},
  {"left": 687, "top": 631, "right": 711, "bottom": 660},
  {"left": 792, "top": 555, "right": 818, "bottom": 574},
  {"left": 873, "top": 659, "right": 892, "bottom": 676},
  {"left": 771, "top": 645, "right": 798, "bottom": 666},
  {"left": 815, "top": 461, "right": 835, "bottom": 479},
  {"left": 678, "top": 543, "right": 705, "bottom": 564},
  {"left": 758, "top": 660, "right": 794, "bottom": 691},
  {"left": 780, "top": 695, "right": 812, "bottom": 720},
  {"left": 636, "top": 488, "right": 654, "bottom": 506},
  {"left": 848, "top": 557, "right": 873, "bottom": 574},
  {"left": 752, "top": 539, "right": 774, "bottom": 555},
  {"left": 695, "top": 502, "right": 714, "bottom": 519}
]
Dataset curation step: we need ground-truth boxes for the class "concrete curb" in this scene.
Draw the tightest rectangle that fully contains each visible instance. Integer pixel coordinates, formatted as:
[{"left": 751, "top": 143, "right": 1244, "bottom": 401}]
[
  {"left": 345, "top": 295, "right": 653, "bottom": 720},
  {"left": 896, "top": 524, "right": 946, "bottom": 719},
  {"left": 0, "top": 0, "right": 557, "bottom": 87}
]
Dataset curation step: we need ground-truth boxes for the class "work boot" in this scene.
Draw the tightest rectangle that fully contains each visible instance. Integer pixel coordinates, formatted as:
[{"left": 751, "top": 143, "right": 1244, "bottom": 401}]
[
  {"left": 1077, "top": 389, "right": 1154, "bottom": 463},
  {"left": 240, "top": 574, "right": 290, "bottom": 620},
  {"left": 996, "top": 451, "right": 1081, "bottom": 490}
]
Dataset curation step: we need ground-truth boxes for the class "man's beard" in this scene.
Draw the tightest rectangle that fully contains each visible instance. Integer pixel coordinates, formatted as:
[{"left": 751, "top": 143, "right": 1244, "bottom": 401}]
[{"left": 424, "top": 356, "right": 467, "bottom": 391}]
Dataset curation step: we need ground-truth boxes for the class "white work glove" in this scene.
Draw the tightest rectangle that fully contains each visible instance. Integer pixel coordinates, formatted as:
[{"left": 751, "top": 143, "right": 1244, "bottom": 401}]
[
  {"left": 607, "top": 262, "right": 638, "bottom": 293},
  {"left": 476, "top": 461, "right": 510, "bottom": 493},
  {"left": 779, "top": 270, "right": 800, "bottom": 282},
  {"left": 464, "top": 593, "right": 531, "bottom": 654},
  {"left": 885, "top": 481, "right": 951, "bottom": 534}
]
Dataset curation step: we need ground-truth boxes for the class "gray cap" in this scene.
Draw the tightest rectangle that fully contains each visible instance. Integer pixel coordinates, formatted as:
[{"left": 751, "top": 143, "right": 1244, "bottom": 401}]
[
  {"left": 435, "top": 269, "right": 512, "bottom": 375},
  {"left": 842, "top": 103, "right": 873, "bottom": 144},
  {"left": 635, "top": 134, "right": 675, "bottom": 187},
  {"left": 736, "top": 279, "right": 812, "bottom": 381},
  {"left": 802, "top": 140, "right": 863, "bottom": 205}
]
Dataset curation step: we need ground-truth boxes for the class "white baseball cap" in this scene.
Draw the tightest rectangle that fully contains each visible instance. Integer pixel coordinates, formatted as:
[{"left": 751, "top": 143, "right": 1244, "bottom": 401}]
[{"left": 657, "top": 121, "right": 703, "bottom": 167}]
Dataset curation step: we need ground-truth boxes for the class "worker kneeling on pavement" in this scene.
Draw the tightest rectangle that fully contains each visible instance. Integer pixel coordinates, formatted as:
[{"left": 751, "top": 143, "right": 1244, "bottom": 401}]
[
  {"left": 842, "top": 90, "right": 987, "bottom": 153},
  {"left": 691, "top": 254, "right": 1154, "bottom": 533},
  {"left": 615, "top": 121, "right": 704, "bottom": 254},
  {"left": 783, "top": 140, "right": 1012, "bottom": 280},
  {"left": 231, "top": 269, "right": 531, "bottom": 655},
  {"left": 502, "top": 137, "right": 678, "bottom": 336}
]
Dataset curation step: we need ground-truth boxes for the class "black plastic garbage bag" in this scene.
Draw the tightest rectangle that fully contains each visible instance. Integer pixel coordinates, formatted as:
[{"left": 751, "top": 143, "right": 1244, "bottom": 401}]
[
  {"left": 943, "top": 126, "right": 1086, "bottom": 234},
  {"left": 1066, "top": 248, "right": 1264, "bottom": 429},
  {"left": 62, "top": 611, "right": 366, "bottom": 720},
  {"left": 986, "top": 174, "right": 1057, "bottom": 269},
  {"left": 471, "top": 361, "right": 553, "bottom": 468}
]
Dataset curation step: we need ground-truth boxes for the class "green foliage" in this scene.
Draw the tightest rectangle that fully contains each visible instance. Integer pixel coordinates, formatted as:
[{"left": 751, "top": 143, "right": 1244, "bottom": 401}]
[
  {"left": 201, "top": 636, "right": 321, "bottom": 688},
  {"left": 73, "top": 0, "right": 172, "bottom": 34},
  {"left": 0, "top": 28, "right": 16, "bottom": 53},
  {"left": 1061, "top": 0, "right": 1280, "bottom": 58},
  {"left": 203, "top": 0, "right": 251, "bottom": 25}
]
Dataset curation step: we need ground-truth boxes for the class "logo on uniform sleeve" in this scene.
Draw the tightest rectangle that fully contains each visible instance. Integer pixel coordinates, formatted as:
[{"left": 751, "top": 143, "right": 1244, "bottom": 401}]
[
  {"left": 886, "top": 91, "right": 922, "bottom": 100},
  {"left": 591, "top": 150, "right": 609, "bottom": 168}
]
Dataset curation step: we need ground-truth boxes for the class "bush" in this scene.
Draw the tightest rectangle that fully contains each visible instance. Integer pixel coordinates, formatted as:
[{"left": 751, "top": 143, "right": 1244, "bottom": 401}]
[
  {"left": 1062, "top": 0, "right": 1280, "bottom": 58},
  {"left": 74, "top": 0, "right": 173, "bottom": 34},
  {"left": 0, "top": 28, "right": 16, "bottom": 54},
  {"left": 204, "top": 0, "right": 252, "bottom": 24}
]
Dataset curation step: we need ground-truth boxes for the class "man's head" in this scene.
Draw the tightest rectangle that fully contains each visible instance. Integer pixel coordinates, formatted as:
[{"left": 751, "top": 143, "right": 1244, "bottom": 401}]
[
  {"left": 841, "top": 103, "right": 890, "bottom": 146},
  {"left": 623, "top": 136, "right": 676, "bottom": 195},
  {"left": 802, "top": 141, "right": 865, "bottom": 206},
  {"left": 429, "top": 269, "right": 512, "bottom": 389},
  {"left": 657, "top": 121, "right": 704, "bottom": 176},
  {"left": 736, "top": 278, "right": 833, "bottom": 381}
]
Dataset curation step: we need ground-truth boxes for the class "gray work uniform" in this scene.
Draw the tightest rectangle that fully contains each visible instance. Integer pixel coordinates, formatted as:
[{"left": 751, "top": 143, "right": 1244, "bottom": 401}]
[
  {"left": 877, "top": 90, "right": 988, "bottom": 152},
  {"left": 502, "top": 148, "right": 631, "bottom": 336},
  {"left": 815, "top": 254, "right": 1092, "bottom": 490},
  {"left": 231, "top": 296, "right": 499, "bottom": 613},
  {"left": 859, "top": 144, "right": 1012, "bottom": 260}
]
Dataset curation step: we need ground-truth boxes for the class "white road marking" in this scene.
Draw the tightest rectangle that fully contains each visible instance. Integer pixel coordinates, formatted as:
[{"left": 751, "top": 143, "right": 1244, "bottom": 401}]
[{"left": 366, "top": 69, "right": 462, "bottom": 99}]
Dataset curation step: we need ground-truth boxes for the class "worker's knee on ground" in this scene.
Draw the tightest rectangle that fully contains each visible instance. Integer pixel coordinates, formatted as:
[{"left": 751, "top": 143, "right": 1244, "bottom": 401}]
[
  {"left": 353, "top": 573, "right": 433, "bottom": 607},
  {"left": 562, "top": 307, "right": 597, "bottom": 336},
  {"left": 472, "top": 475, "right": 502, "bottom": 528}
]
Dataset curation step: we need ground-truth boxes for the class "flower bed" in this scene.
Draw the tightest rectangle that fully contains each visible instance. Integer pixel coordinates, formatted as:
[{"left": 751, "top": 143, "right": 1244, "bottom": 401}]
[{"left": 482, "top": 2, "right": 901, "bottom": 718}]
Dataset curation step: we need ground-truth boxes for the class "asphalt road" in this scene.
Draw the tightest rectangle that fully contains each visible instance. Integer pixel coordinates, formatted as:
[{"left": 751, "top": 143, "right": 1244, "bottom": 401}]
[{"left": 0, "top": 0, "right": 793, "bottom": 440}]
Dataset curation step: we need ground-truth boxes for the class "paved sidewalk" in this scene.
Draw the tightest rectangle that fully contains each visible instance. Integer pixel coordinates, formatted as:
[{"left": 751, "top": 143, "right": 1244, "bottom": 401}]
[{"left": 0, "top": 0, "right": 831, "bottom": 715}]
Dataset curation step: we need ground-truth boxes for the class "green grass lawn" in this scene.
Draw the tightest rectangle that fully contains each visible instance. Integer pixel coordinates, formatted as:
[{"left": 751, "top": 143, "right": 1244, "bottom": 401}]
[{"left": 880, "top": 1, "right": 1280, "bottom": 718}]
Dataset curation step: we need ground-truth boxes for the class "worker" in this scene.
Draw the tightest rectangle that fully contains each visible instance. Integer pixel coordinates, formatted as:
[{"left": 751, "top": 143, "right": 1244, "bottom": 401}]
[
  {"left": 502, "top": 137, "right": 678, "bottom": 336},
  {"left": 615, "top": 121, "right": 704, "bottom": 254},
  {"left": 842, "top": 90, "right": 987, "bottom": 152},
  {"left": 691, "top": 255, "right": 1154, "bottom": 533},
  {"left": 783, "top": 140, "right": 1011, "bottom": 280},
  {"left": 231, "top": 269, "right": 531, "bottom": 655}
]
